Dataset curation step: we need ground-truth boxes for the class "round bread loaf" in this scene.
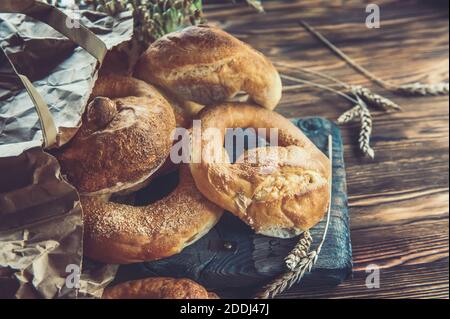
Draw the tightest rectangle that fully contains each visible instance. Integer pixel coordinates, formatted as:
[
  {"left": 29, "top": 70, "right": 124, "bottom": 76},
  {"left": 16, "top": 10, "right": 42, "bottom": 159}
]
[
  {"left": 82, "top": 165, "right": 223, "bottom": 264},
  {"left": 103, "top": 277, "right": 219, "bottom": 299},
  {"left": 189, "top": 102, "right": 331, "bottom": 238},
  {"left": 135, "top": 25, "right": 282, "bottom": 110},
  {"left": 56, "top": 75, "right": 176, "bottom": 195}
]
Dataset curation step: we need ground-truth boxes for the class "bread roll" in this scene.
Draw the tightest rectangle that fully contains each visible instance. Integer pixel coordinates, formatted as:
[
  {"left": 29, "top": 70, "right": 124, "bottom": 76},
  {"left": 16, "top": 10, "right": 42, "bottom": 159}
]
[
  {"left": 56, "top": 75, "right": 175, "bottom": 195},
  {"left": 189, "top": 102, "right": 331, "bottom": 238},
  {"left": 135, "top": 25, "right": 282, "bottom": 110},
  {"left": 103, "top": 277, "right": 218, "bottom": 299},
  {"left": 82, "top": 165, "right": 223, "bottom": 264}
]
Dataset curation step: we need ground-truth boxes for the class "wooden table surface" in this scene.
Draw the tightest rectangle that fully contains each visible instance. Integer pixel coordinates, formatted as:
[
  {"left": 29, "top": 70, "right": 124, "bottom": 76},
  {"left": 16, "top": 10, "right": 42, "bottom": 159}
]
[{"left": 205, "top": 0, "right": 449, "bottom": 299}]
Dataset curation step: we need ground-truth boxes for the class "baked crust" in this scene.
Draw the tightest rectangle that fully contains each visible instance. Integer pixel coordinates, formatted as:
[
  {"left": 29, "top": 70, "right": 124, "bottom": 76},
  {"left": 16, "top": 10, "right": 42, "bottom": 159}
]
[
  {"left": 102, "top": 277, "right": 218, "bottom": 299},
  {"left": 189, "top": 103, "right": 331, "bottom": 238},
  {"left": 82, "top": 165, "right": 223, "bottom": 264},
  {"left": 56, "top": 75, "right": 176, "bottom": 195},
  {"left": 135, "top": 25, "right": 282, "bottom": 110},
  {"left": 156, "top": 87, "right": 205, "bottom": 129}
]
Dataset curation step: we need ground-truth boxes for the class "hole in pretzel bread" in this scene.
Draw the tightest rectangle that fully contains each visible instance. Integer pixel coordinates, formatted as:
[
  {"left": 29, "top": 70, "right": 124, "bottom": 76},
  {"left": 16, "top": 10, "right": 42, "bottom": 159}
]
[{"left": 224, "top": 127, "right": 271, "bottom": 163}]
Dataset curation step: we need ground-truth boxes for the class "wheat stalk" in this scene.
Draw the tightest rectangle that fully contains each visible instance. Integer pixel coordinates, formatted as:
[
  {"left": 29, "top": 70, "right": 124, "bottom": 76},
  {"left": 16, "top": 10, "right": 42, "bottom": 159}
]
[
  {"left": 298, "top": 19, "right": 449, "bottom": 97},
  {"left": 338, "top": 95, "right": 375, "bottom": 158},
  {"left": 284, "top": 231, "right": 313, "bottom": 270},
  {"left": 298, "top": 19, "right": 390, "bottom": 90},
  {"left": 356, "top": 97, "right": 375, "bottom": 159},
  {"left": 280, "top": 74, "right": 358, "bottom": 104},
  {"left": 280, "top": 73, "right": 381, "bottom": 158},
  {"left": 245, "top": 0, "right": 264, "bottom": 12},
  {"left": 395, "top": 82, "right": 449, "bottom": 96},
  {"left": 256, "top": 252, "right": 317, "bottom": 299},
  {"left": 255, "top": 135, "right": 333, "bottom": 299},
  {"left": 279, "top": 63, "right": 402, "bottom": 112},
  {"left": 280, "top": 69, "right": 390, "bottom": 158},
  {"left": 337, "top": 104, "right": 361, "bottom": 124},
  {"left": 351, "top": 85, "right": 401, "bottom": 111}
]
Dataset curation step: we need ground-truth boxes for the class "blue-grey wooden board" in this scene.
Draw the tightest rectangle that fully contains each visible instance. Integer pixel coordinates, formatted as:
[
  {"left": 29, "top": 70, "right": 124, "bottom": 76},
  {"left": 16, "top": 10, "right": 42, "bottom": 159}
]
[{"left": 114, "top": 117, "right": 352, "bottom": 290}]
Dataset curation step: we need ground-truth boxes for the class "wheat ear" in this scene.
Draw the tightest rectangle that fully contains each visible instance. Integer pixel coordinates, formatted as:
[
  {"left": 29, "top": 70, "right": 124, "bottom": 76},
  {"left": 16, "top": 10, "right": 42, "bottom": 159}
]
[
  {"left": 246, "top": 0, "right": 265, "bottom": 12},
  {"left": 356, "top": 97, "right": 375, "bottom": 159},
  {"left": 284, "top": 231, "right": 313, "bottom": 270},
  {"left": 256, "top": 252, "right": 318, "bottom": 299},
  {"left": 337, "top": 105, "right": 361, "bottom": 124},
  {"left": 351, "top": 86, "right": 402, "bottom": 111},
  {"left": 395, "top": 82, "right": 449, "bottom": 96}
]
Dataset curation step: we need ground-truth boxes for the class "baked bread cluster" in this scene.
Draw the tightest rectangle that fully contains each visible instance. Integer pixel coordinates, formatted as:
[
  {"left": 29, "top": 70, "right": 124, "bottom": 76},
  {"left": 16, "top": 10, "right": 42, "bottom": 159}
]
[
  {"left": 56, "top": 75, "right": 222, "bottom": 264},
  {"left": 56, "top": 24, "right": 330, "bottom": 298}
]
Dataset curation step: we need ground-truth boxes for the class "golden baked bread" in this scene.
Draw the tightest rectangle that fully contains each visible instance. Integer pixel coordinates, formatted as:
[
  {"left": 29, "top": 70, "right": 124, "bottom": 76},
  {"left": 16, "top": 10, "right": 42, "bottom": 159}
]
[
  {"left": 189, "top": 102, "right": 331, "bottom": 238},
  {"left": 102, "top": 277, "right": 219, "bottom": 299},
  {"left": 56, "top": 75, "right": 176, "bottom": 195},
  {"left": 82, "top": 165, "right": 223, "bottom": 264},
  {"left": 158, "top": 88, "right": 205, "bottom": 128},
  {"left": 134, "top": 25, "right": 282, "bottom": 110}
]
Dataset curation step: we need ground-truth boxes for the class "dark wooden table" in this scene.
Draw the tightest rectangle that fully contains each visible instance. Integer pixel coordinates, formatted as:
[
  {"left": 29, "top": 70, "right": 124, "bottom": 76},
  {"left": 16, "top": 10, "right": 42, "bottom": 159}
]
[{"left": 204, "top": 0, "right": 449, "bottom": 299}]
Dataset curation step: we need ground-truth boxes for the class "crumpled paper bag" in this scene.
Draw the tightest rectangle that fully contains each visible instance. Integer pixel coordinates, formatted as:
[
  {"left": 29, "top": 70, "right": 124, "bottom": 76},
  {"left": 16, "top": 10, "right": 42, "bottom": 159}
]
[
  {"left": 0, "top": 1, "right": 134, "bottom": 298},
  {"left": 0, "top": 0, "right": 134, "bottom": 155}
]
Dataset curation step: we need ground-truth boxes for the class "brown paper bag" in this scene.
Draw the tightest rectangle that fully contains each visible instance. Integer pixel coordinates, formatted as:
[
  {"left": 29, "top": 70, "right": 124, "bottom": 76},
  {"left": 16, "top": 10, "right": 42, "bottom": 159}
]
[{"left": 0, "top": 0, "right": 133, "bottom": 298}]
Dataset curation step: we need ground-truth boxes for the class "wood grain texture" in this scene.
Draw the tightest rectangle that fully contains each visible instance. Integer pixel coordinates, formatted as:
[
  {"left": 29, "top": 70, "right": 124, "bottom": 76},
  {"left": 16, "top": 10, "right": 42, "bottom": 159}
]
[{"left": 204, "top": 0, "right": 449, "bottom": 298}]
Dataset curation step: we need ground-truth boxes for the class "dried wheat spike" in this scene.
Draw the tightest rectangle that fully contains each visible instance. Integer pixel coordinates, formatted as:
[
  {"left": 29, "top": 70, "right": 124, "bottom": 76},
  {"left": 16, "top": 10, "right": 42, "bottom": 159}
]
[
  {"left": 358, "top": 104, "right": 375, "bottom": 159},
  {"left": 395, "top": 82, "right": 449, "bottom": 96},
  {"left": 285, "top": 231, "right": 313, "bottom": 270},
  {"left": 351, "top": 86, "right": 401, "bottom": 111},
  {"left": 337, "top": 105, "right": 361, "bottom": 124},
  {"left": 256, "top": 271, "right": 294, "bottom": 299},
  {"left": 246, "top": 0, "right": 265, "bottom": 12},
  {"left": 256, "top": 251, "right": 317, "bottom": 299}
]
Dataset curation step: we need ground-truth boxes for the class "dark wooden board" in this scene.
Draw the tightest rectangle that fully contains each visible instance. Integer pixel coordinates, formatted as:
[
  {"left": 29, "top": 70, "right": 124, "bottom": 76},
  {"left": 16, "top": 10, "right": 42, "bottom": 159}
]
[{"left": 115, "top": 117, "right": 352, "bottom": 291}]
